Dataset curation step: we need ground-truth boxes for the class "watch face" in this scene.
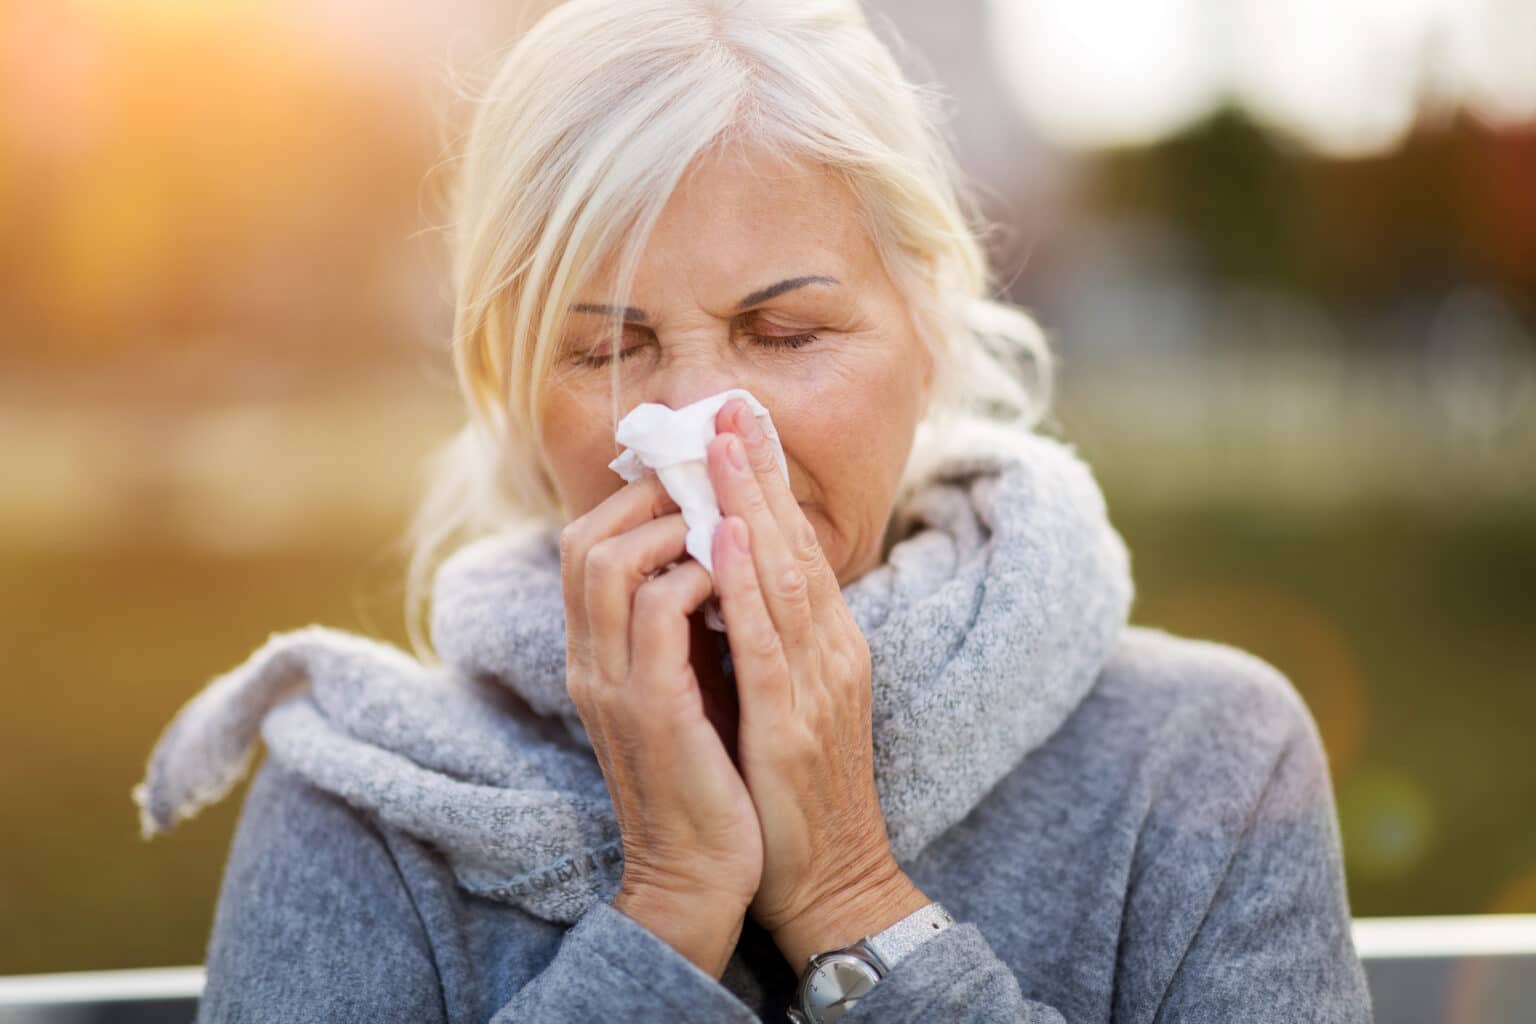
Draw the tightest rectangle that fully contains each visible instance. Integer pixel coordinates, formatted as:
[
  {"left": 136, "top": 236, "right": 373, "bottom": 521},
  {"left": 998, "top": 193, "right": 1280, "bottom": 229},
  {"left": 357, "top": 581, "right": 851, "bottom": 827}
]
[{"left": 802, "top": 954, "right": 881, "bottom": 1023}]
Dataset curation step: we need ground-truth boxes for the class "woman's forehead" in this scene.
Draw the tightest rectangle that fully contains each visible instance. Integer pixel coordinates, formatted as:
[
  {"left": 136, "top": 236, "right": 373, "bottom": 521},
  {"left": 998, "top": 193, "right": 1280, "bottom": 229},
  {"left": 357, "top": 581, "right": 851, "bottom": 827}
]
[
  {"left": 666, "top": 142, "right": 859, "bottom": 236},
  {"left": 580, "top": 146, "right": 876, "bottom": 312}
]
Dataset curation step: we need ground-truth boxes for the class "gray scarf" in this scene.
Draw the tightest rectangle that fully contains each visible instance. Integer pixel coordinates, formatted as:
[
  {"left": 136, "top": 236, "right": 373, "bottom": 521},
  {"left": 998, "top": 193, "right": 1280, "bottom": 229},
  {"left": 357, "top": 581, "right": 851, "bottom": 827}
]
[{"left": 132, "top": 419, "right": 1134, "bottom": 924}]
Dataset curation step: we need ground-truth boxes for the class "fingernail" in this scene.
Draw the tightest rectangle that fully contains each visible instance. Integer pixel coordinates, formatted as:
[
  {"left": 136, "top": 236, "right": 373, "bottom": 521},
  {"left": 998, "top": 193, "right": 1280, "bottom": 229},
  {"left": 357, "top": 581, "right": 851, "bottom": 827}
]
[
  {"left": 727, "top": 434, "right": 748, "bottom": 472},
  {"left": 732, "top": 518, "right": 749, "bottom": 553},
  {"left": 735, "top": 403, "right": 761, "bottom": 440}
]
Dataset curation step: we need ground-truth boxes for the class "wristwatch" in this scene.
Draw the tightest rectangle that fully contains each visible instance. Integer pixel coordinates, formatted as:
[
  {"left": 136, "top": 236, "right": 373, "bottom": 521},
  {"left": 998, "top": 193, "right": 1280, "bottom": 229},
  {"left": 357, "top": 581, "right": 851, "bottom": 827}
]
[{"left": 786, "top": 902, "right": 954, "bottom": 1023}]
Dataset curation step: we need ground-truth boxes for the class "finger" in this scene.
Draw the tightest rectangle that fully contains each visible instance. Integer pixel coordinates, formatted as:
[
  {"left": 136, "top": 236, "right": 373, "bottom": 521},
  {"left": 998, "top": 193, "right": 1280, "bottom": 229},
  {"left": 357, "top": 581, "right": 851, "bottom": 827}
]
[
  {"left": 630, "top": 559, "right": 715, "bottom": 696},
  {"left": 714, "top": 398, "right": 835, "bottom": 602},
  {"left": 708, "top": 429, "right": 816, "bottom": 655},
  {"left": 584, "top": 510, "right": 688, "bottom": 684},
  {"left": 559, "top": 474, "right": 679, "bottom": 668},
  {"left": 712, "top": 515, "right": 793, "bottom": 715}
]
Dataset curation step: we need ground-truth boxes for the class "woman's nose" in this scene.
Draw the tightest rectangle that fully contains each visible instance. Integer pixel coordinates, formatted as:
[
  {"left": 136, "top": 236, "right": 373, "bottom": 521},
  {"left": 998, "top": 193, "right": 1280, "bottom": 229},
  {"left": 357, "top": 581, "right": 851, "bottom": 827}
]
[{"left": 644, "top": 350, "right": 742, "bottom": 412}]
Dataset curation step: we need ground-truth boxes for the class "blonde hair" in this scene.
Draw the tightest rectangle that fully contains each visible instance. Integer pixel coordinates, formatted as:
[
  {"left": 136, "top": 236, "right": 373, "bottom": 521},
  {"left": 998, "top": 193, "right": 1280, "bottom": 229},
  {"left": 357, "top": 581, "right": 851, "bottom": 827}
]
[{"left": 401, "top": 0, "right": 1055, "bottom": 663}]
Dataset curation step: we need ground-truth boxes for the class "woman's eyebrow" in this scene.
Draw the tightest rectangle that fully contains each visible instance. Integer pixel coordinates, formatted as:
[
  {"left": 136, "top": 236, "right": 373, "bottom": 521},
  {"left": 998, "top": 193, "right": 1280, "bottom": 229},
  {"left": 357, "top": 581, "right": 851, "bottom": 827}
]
[
  {"left": 735, "top": 274, "right": 840, "bottom": 309},
  {"left": 568, "top": 275, "right": 840, "bottom": 323},
  {"left": 568, "top": 302, "right": 649, "bottom": 322}
]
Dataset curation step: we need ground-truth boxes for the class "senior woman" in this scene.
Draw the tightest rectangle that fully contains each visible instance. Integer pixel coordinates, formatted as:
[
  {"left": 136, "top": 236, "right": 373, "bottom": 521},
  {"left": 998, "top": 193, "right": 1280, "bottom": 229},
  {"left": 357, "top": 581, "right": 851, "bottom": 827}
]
[{"left": 133, "top": 1, "right": 1373, "bottom": 1021}]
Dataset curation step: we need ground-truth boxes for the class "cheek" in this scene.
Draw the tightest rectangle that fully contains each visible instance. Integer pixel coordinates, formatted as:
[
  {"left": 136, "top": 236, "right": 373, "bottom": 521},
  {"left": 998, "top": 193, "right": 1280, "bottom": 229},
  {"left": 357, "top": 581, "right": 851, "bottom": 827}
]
[
  {"left": 539, "top": 390, "right": 620, "bottom": 517},
  {"left": 773, "top": 347, "right": 914, "bottom": 503},
  {"left": 792, "top": 342, "right": 922, "bottom": 434}
]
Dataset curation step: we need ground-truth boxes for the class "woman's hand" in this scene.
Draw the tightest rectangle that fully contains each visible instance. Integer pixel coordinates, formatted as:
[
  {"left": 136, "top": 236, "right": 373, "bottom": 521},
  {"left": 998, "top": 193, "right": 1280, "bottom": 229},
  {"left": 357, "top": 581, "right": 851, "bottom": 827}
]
[
  {"left": 706, "top": 398, "right": 929, "bottom": 968},
  {"left": 559, "top": 473, "right": 764, "bottom": 977}
]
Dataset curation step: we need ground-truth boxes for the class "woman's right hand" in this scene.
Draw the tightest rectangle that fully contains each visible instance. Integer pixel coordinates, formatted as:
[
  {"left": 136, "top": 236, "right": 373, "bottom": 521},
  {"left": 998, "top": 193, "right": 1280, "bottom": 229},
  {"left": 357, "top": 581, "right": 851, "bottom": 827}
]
[{"left": 559, "top": 473, "right": 764, "bottom": 977}]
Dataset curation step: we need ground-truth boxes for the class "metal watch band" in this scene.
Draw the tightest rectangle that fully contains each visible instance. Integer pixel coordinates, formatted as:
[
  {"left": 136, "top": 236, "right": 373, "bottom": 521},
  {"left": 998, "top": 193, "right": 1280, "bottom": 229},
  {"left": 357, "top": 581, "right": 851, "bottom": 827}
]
[{"left": 862, "top": 901, "right": 954, "bottom": 972}]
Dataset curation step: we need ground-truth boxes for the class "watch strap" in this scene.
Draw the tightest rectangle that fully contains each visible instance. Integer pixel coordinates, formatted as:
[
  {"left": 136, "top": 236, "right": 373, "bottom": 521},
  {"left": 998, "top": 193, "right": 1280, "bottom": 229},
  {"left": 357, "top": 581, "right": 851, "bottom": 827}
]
[{"left": 862, "top": 901, "right": 954, "bottom": 972}]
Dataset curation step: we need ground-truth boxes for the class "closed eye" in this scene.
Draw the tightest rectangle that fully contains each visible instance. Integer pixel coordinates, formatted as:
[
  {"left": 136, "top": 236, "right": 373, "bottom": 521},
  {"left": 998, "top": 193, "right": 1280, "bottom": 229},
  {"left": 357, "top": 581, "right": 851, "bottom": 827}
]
[
  {"left": 569, "top": 329, "right": 820, "bottom": 368},
  {"left": 563, "top": 324, "right": 646, "bottom": 368},
  {"left": 751, "top": 330, "right": 819, "bottom": 352}
]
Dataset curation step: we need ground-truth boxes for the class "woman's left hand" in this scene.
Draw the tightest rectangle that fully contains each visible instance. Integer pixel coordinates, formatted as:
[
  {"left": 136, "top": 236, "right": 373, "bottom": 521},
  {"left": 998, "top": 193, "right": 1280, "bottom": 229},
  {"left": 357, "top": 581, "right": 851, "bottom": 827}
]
[{"left": 706, "top": 397, "right": 928, "bottom": 966}]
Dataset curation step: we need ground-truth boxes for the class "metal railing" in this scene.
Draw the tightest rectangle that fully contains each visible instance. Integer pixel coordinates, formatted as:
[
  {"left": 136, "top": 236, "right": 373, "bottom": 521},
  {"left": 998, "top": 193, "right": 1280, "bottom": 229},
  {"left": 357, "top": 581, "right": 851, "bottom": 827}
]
[{"left": 2, "top": 915, "right": 1533, "bottom": 1023}]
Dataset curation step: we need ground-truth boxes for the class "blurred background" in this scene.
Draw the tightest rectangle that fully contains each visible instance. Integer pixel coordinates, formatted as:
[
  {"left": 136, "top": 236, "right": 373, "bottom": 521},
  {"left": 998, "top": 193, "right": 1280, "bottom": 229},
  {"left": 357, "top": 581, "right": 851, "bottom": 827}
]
[{"left": 2, "top": 0, "right": 1533, "bottom": 981}]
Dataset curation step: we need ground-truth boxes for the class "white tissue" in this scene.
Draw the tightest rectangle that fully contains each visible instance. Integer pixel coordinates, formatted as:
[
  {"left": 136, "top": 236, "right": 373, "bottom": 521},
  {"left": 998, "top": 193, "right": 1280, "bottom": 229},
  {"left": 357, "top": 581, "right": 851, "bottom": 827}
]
[{"left": 608, "top": 387, "right": 789, "bottom": 631}]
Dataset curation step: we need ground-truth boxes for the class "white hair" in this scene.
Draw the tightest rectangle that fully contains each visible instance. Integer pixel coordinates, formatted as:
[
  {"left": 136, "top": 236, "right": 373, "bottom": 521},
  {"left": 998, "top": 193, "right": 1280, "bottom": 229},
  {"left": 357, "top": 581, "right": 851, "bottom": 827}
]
[{"left": 401, "top": 0, "right": 1055, "bottom": 661}]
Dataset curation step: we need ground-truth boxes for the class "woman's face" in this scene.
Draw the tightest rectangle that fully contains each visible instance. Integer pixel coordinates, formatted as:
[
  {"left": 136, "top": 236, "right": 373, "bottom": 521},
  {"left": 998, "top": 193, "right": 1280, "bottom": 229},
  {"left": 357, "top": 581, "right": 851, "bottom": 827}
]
[{"left": 536, "top": 142, "right": 935, "bottom": 587}]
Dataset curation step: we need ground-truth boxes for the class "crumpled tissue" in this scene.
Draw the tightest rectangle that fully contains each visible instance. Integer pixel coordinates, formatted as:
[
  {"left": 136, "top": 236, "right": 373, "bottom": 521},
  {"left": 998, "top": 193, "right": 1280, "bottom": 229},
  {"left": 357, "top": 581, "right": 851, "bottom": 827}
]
[{"left": 608, "top": 387, "right": 788, "bottom": 630}]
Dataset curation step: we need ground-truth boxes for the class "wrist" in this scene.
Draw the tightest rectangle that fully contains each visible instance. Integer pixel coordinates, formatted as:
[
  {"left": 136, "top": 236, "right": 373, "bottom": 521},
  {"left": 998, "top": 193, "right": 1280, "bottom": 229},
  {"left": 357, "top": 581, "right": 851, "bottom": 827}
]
[
  {"left": 769, "top": 861, "right": 930, "bottom": 972},
  {"left": 612, "top": 884, "right": 748, "bottom": 980}
]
